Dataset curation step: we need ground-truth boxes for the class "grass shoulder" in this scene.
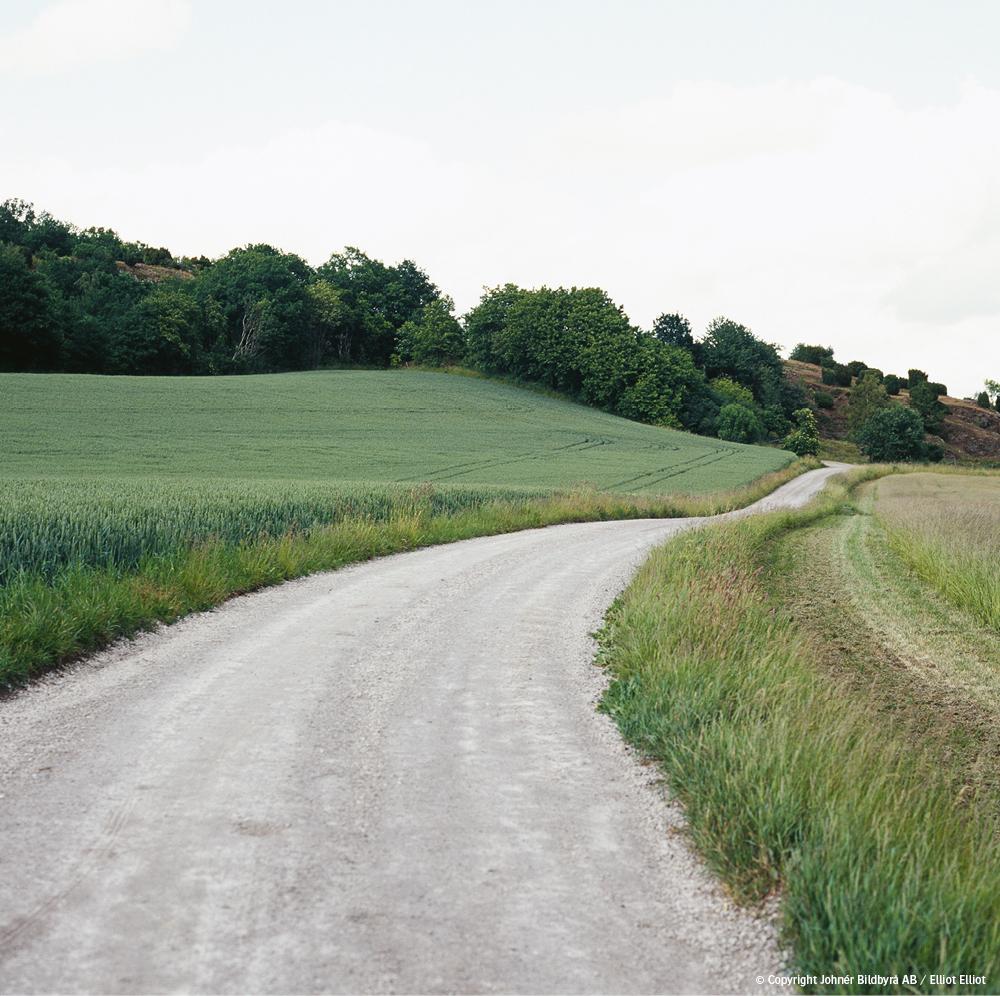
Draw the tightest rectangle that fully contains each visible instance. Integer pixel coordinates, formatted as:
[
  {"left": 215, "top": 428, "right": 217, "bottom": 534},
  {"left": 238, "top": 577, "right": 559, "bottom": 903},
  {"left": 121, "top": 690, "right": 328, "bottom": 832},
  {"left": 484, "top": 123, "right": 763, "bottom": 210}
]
[{"left": 597, "top": 467, "right": 1000, "bottom": 992}]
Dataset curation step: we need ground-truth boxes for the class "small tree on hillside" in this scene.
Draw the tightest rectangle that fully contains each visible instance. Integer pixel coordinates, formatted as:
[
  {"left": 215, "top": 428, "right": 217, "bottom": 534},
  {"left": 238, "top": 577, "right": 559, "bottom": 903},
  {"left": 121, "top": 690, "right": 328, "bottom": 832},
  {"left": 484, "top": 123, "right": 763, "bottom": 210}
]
[
  {"left": 909, "top": 379, "right": 947, "bottom": 434},
  {"left": 883, "top": 374, "right": 903, "bottom": 396},
  {"left": 821, "top": 362, "right": 852, "bottom": 387},
  {"left": 977, "top": 391, "right": 991, "bottom": 408},
  {"left": 847, "top": 369, "right": 891, "bottom": 438},
  {"left": 856, "top": 406, "right": 927, "bottom": 462},
  {"left": 783, "top": 407, "right": 820, "bottom": 456}
]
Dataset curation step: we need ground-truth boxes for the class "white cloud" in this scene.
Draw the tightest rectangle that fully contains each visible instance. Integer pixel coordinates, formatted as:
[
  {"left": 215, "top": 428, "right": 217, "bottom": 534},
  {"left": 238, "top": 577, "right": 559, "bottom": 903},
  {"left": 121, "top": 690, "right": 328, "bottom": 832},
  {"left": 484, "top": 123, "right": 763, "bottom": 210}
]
[
  {"left": 0, "top": 0, "right": 191, "bottom": 75},
  {"left": 3, "top": 76, "right": 998, "bottom": 395}
]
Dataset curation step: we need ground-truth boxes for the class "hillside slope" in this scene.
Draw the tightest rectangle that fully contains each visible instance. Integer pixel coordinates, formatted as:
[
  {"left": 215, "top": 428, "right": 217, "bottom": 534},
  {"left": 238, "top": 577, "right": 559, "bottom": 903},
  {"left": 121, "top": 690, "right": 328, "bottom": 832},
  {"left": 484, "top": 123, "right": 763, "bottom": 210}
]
[
  {"left": 785, "top": 359, "right": 1000, "bottom": 461},
  {"left": 2, "top": 369, "right": 792, "bottom": 494}
]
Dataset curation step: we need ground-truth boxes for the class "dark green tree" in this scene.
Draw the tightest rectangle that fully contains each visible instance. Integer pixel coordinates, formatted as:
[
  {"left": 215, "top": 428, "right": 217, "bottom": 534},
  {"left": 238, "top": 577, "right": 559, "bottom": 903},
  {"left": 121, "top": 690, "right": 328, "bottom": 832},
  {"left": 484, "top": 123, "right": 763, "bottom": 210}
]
[
  {"left": 909, "top": 380, "right": 947, "bottom": 433},
  {"left": 318, "top": 249, "right": 438, "bottom": 365},
  {"left": 0, "top": 244, "right": 61, "bottom": 370},
  {"left": 651, "top": 312, "right": 695, "bottom": 351},
  {"left": 790, "top": 343, "right": 835, "bottom": 365},
  {"left": 198, "top": 245, "right": 313, "bottom": 371},
  {"left": 856, "top": 406, "right": 927, "bottom": 461},
  {"left": 617, "top": 337, "right": 707, "bottom": 426},
  {"left": 700, "top": 317, "right": 789, "bottom": 411}
]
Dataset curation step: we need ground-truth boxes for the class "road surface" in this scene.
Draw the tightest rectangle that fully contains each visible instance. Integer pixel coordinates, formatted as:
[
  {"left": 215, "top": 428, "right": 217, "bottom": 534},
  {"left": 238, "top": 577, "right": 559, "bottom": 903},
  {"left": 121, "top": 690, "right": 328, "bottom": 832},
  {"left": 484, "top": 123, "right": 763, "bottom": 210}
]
[{"left": 0, "top": 464, "right": 845, "bottom": 994}]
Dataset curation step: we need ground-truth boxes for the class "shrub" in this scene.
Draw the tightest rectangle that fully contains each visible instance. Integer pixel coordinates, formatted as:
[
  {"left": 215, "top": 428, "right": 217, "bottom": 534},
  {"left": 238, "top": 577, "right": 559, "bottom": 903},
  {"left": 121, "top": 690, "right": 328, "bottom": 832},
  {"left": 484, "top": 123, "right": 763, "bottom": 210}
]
[
  {"left": 856, "top": 406, "right": 927, "bottom": 461},
  {"left": 846, "top": 360, "right": 868, "bottom": 379},
  {"left": 783, "top": 407, "right": 820, "bottom": 456},
  {"left": 761, "top": 404, "right": 791, "bottom": 439},
  {"left": 909, "top": 380, "right": 947, "bottom": 434},
  {"left": 928, "top": 381, "right": 948, "bottom": 397},
  {"left": 908, "top": 368, "right": 928, "bottom": 385},
  {"left": 847, "top": 369, "right": 891, "bottom": 439},
  {"left": 814, "top": 391, "right": 834, "bottom": 409},
  {"left": 790, "top": 343, "right": 835, "bottom": 365},
  {"left": 883, "top": 374, "right": 903, "bottom": 396},
  {"left": 716, "top": 403, "right": 764, "bottom": 443},
  {"left": 823, "top": 363, "right": 853, "bottom": 387},
  {"left": 977, "top": 391, "right": 991, "bottom": 408}
]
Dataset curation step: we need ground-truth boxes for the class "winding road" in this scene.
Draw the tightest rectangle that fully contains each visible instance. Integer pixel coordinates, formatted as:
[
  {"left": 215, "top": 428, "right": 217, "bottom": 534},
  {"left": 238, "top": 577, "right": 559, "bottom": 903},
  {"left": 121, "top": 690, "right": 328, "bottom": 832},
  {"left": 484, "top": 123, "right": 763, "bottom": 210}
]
[{"left": 0, "top": 465, "right": 845, "bottom": 995}]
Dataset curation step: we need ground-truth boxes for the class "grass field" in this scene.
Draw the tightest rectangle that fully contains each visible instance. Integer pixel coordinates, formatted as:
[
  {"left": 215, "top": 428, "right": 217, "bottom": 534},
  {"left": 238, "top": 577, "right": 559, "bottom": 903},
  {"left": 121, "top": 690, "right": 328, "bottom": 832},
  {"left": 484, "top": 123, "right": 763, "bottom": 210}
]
[
  {"left": 0, "top": 369, "right": 791, "bottom": 492},
  {"left": 873, "top": 473, "right": 1000, "bottom": 632},
  {"left": 0, "top": 369, "right": 801, "bottom": 685},
  {"left": 598, "top": 468, "right": 1000, "bottom": 993}
]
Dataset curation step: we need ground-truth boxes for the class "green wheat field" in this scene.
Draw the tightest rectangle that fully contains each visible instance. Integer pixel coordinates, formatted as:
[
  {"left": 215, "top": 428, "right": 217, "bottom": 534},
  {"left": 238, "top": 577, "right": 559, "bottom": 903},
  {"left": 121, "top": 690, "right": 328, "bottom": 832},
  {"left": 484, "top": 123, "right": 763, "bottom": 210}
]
[{"left": 1, "top": 369, "right": 792, "bottom": 582}]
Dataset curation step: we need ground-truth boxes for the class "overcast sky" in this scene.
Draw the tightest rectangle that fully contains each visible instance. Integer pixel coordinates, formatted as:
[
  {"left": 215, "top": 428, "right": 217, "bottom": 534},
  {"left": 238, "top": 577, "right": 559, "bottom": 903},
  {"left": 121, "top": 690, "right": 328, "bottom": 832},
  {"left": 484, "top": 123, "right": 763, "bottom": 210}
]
[{"left": 2, "top": 0, "right": 998, "bottom": 395}]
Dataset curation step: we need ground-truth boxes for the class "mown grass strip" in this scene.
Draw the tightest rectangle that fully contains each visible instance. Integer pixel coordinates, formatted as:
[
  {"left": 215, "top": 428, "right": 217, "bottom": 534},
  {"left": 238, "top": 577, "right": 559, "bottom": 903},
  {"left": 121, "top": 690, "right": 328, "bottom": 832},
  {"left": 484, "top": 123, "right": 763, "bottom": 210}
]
[
  {"left": 0, "top": 459, "right": 817, "bottom": 688},
  {"left": 597, "top": 468, "right": 1000, "bottom": 994}
]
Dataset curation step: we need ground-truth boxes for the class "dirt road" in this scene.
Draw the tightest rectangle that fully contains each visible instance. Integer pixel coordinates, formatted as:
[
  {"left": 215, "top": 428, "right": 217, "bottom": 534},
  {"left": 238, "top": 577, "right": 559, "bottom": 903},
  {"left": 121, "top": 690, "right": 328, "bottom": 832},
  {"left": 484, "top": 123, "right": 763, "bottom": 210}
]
[{"left": 0, "top": 465, "right": 845, "bottom": 994}]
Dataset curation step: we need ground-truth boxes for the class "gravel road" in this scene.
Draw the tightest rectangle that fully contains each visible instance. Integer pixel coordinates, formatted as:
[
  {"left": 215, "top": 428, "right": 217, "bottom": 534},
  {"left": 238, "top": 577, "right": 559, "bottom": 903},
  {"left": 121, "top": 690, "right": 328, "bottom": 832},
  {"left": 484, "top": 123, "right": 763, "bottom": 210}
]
[{"left": 0, "top": 465, "right": 845, "bottom": 995}]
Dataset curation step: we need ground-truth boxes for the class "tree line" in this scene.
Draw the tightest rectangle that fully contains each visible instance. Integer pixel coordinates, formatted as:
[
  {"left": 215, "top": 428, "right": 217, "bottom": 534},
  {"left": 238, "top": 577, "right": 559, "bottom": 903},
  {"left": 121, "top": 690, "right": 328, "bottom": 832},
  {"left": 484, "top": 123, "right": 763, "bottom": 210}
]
[{"left": 0, "top": 198, "right": 826, "bottom": 454}]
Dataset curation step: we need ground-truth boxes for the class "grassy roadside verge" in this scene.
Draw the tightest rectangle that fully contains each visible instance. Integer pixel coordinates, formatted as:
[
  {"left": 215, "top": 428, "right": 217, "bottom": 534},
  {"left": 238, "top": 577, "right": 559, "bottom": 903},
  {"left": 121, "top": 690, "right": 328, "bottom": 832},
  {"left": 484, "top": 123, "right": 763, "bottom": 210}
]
[
  {"left": 0, "top": 458, "right": 817, "bottom": 689},
  {"left": 597, "top": 468, "right": 1000, "bottom": 993}
]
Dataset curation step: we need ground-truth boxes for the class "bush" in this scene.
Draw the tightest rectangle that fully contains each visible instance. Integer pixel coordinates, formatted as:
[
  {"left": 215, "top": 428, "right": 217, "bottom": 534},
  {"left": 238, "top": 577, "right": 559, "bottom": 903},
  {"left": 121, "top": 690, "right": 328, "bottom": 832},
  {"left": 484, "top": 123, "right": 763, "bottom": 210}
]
[
  {"left": 908, "top": 368, "right": 928, "bottom": 385},
  {"left": 821, "top": 362, "right": 852, "bottom": 387},
  {"left": 716, "top": 403, "right": 764, "bottom": 443},
  {"left": 814, "top": 391, "right": 834, "bottom": 409},
  {"left": 783, "top": 407, "right": 820, "bottom": 456},
  {"left": 928, "top": 381, "right": 948, "bottom": 397},
  {"left": 977, "top": 391, "right": 991, "bottom": 408},
  {"left": 790, "top": 343, "right": 835, "bottom": 365},
  {"left": 909, "top": 380, "right": 947, "bottom": 434},
  {"left": 761, "top": 404, "right": 791, "bottom": 439},
  {"left": 856, "top": 406, "right": 927, "bottom": 461},
  {"left": 925, "top": 442, "right": 945, "bottom": 463},
  {"left": 883, "top": 374, "right": 903, "bottom": 396},
  {"left": 846, "top": 360, "right": 868, "bottom": 379},
  {"left": 847, "top": 369, "right": 891, "bottom": 439}
]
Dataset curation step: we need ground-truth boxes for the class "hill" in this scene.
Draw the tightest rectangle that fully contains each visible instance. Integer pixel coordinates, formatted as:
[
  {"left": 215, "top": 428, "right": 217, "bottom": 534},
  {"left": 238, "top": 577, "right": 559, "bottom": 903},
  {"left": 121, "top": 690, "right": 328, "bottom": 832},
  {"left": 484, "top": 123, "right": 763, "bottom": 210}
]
[
  {"left": 1, "top": 369, "right": 792, "bottom": 494},
  {"left": 785, "top": 359, "right": 1000, "bottom": 461}
]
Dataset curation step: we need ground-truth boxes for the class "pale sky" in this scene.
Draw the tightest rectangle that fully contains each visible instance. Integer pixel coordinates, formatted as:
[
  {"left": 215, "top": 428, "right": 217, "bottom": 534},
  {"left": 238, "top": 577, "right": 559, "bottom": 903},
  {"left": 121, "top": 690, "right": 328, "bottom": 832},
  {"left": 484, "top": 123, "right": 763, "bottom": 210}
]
[{"left": 2, "top": 0, "right": 998, "bottom": 396}]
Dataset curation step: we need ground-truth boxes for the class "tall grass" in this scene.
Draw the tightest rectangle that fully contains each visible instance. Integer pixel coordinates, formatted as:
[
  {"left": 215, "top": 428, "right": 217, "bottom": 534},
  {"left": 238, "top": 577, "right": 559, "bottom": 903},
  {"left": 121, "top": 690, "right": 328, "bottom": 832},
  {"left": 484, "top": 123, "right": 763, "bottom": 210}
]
[
  {"left": 874, "top": 474, "right": 1000, "bottom": 633},
  {"left": 597, "top": 472, "right": 1000, "bottom": 993},
  {"left": 0, "top": 460, "right": 817, "bottom": 687}
]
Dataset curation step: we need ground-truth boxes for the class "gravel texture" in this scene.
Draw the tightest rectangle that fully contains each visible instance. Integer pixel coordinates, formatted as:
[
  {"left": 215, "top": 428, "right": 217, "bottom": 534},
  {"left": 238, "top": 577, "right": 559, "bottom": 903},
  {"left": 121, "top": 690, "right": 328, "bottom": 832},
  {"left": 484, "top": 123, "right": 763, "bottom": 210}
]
[{"left": 0, "top": 465, "right": 845, "bottom": 994}]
